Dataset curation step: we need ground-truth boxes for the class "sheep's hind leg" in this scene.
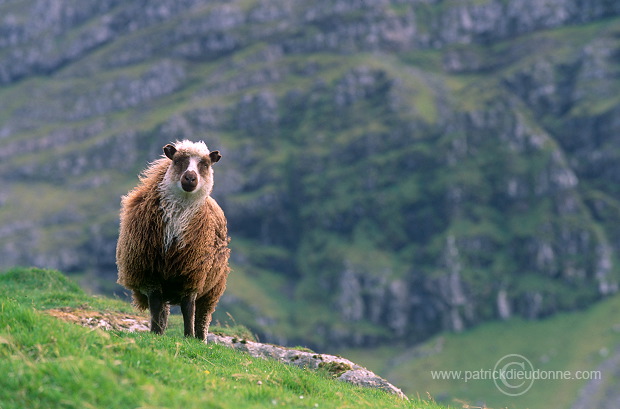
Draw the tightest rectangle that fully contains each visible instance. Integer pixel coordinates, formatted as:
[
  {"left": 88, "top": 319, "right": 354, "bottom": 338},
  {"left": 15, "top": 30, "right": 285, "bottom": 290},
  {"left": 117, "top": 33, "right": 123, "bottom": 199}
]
[
  {"left": 148, "top": 291, "right": 169, "bottom": 335},
  {"left": 180, "top": 293, "right": 197, "bottom": 338}
]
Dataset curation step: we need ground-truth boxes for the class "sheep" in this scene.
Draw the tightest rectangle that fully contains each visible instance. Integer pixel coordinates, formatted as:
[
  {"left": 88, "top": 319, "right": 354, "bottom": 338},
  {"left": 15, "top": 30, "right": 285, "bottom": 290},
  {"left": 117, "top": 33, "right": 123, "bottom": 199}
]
[{"left": 116, "top": 140, "right": 230, "bottom": 340}]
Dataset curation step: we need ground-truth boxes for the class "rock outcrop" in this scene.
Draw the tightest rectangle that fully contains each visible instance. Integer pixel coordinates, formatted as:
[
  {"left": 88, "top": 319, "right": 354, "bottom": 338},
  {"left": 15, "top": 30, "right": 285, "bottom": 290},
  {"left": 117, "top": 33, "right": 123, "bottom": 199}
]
[{"left": 45, "top": 307, "right": 407, "bottom": 398}]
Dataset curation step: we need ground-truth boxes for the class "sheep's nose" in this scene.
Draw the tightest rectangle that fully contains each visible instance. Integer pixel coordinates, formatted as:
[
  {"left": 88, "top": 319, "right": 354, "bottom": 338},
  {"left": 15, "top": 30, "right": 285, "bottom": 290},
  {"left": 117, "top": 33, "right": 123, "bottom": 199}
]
[
  {"left": 181, "top": 171, "right": 198, "bottom": 192},
  {"left": 184, "top": 172, "right": 196, "bottom": 183}
]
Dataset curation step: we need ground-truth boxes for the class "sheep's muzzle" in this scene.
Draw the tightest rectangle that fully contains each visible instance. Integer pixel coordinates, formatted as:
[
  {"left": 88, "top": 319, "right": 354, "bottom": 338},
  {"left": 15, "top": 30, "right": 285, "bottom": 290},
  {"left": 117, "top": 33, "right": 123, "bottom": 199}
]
[{"left": 181, "top": 170, "right": 198, "bottom": 192}]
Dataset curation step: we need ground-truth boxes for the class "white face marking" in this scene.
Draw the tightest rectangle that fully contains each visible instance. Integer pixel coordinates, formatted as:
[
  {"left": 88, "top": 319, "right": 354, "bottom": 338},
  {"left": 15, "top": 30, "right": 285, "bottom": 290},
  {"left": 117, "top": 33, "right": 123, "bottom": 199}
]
[
  {"left": 178, "top": 156, "right": 202, "bottom": 192},
  {"left": 187, "top": 156, "right": 200, "bottom": 174}
]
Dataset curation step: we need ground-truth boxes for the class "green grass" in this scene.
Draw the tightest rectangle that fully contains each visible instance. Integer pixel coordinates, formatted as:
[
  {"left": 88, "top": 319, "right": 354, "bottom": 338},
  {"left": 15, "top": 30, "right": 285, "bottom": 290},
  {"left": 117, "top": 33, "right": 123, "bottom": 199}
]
[
  {"left": 0, "top": 267, "right": 447, "bottom": 409},
  {"left": 340, "top": 294, "right": 620, "bottom": 408}
]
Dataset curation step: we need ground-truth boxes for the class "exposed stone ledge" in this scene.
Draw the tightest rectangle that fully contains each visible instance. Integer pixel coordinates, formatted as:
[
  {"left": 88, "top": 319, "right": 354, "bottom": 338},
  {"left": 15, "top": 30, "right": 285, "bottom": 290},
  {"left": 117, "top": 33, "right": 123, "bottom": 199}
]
[
  {"left": 45, "top": 307, "right": 407, "bottom": 399},
  {"left": 206, "top": 333, "right": 407, "bottom": 399}
]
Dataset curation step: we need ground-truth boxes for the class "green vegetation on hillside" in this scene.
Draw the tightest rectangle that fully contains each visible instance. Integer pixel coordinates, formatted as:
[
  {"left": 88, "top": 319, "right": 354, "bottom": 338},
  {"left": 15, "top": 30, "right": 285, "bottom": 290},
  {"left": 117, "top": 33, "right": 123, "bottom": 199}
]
[{"left": 0, "top": 267, "right": 445, "bottom": 409}]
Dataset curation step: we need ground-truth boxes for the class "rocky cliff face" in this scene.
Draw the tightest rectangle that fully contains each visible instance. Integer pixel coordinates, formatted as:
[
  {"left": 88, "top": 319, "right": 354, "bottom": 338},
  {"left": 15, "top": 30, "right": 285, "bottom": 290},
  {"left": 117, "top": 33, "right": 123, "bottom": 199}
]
[{"left": 1, "top": 0, "right": 620, "bottom": 348}]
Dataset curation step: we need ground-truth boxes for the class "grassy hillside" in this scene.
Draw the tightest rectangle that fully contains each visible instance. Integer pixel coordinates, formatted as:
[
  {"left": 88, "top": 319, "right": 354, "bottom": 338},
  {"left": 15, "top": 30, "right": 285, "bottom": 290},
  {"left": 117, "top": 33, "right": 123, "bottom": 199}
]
[
  {"left": 341, "top": 294, "right": 620, "bottom": 408},
  {"left": 0, "top": 267, "right": 445, "bottom": 409}
]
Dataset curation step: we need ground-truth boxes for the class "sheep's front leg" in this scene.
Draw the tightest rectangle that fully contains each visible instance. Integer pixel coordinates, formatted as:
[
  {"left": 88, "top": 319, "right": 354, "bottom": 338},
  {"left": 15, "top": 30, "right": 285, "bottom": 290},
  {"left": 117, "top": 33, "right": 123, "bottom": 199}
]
[
  {"left": 148, "top": 291, "right": 169, "bottom": 335},
  {"left": 195, "top": 276, "right": 227, "bottom": 341},
  {"left": 181, "top": 293, "right": 197, "bottom": 338}
]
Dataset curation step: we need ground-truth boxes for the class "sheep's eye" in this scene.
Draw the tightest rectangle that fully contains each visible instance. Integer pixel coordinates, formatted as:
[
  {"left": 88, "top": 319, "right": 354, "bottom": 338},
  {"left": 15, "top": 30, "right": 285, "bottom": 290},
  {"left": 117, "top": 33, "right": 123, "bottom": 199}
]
[{"left": 174, "top": 156, "right": 189, "bottom": 168}]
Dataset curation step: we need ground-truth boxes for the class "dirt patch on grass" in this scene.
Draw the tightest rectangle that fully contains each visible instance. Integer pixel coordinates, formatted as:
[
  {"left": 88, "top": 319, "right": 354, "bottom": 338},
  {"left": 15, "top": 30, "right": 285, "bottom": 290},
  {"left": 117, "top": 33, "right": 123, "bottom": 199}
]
[{"left": 45, "top": 307, "right": 150, "bottom": 332}]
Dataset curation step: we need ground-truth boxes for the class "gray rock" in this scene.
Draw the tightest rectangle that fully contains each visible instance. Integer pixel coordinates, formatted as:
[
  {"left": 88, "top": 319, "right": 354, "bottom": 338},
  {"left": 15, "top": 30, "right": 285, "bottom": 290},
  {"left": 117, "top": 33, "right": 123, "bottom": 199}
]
[{"left": 206, "top": 333, "right": 408, "bottom": 399}]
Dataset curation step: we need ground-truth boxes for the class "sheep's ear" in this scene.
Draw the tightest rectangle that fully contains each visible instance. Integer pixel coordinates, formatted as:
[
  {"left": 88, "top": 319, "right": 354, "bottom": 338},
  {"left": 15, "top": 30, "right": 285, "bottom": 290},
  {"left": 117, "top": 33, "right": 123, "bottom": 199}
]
[
  {"left": 163, "top": 144, "right": 177, "bottom": 160},
  {"left": 209, "top": 150, "right": 222, "bottom": 163}
]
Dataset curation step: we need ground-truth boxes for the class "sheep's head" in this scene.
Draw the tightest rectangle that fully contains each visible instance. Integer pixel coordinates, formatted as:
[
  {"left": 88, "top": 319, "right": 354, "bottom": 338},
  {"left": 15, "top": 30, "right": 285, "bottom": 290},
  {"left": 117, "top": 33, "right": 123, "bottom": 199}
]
[{"left": 162, "top": 140, "right": 221, "bottom": 196}]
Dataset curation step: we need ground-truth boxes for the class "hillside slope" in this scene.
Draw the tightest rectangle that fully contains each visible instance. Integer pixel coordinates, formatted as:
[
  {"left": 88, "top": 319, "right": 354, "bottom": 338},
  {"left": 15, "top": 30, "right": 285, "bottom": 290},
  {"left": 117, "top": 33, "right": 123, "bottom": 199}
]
[
  {"left": 1, "top": 0, "right": 620, "bottom": 348},
  {"left": 0, "top": 267, "right": 439, "bottom": 409}
]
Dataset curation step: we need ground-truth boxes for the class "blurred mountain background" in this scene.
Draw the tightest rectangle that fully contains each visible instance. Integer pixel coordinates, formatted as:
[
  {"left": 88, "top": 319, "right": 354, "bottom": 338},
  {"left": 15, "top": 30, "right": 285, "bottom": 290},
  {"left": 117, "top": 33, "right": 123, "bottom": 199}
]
[{"left": 2, "top": 0, "right": 620, "bottom": 405}]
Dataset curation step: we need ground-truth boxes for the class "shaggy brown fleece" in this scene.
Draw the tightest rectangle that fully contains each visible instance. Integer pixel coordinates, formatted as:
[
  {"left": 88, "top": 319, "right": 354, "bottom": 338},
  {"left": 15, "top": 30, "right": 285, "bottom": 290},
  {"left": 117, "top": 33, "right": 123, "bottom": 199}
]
[{"left": 116, "top": 152, "right": 230, "bottom": 340}]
